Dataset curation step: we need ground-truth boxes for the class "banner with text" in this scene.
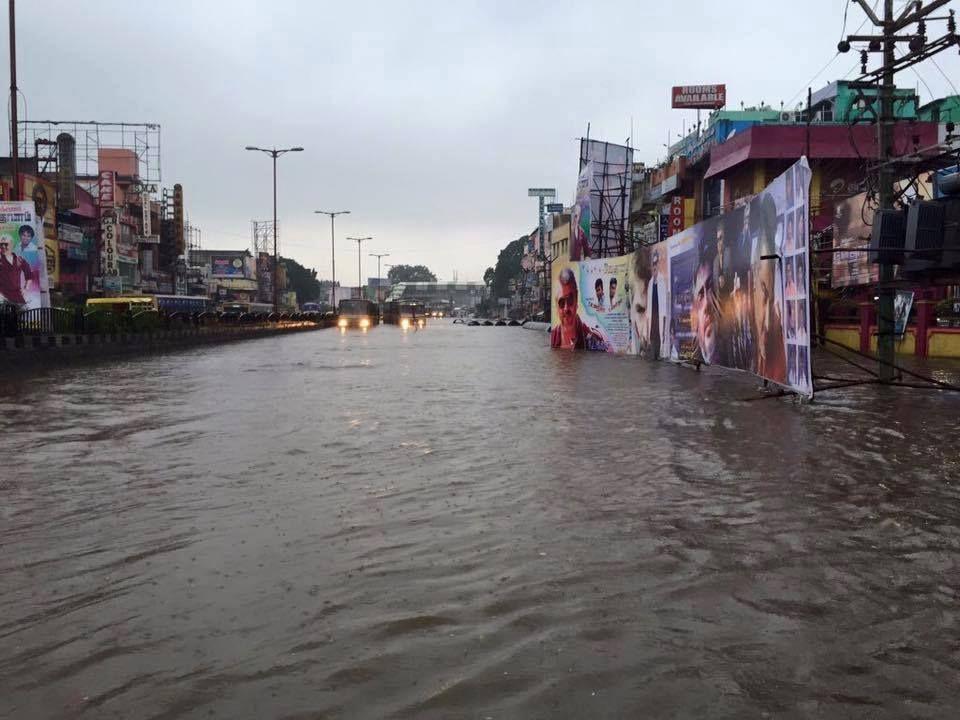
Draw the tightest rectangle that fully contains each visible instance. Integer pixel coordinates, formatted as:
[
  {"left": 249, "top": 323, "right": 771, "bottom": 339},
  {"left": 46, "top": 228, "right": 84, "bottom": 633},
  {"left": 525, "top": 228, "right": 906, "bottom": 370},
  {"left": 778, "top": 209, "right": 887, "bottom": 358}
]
[{"left": 551, "top": 254, "right": 632, "bottom": 353}]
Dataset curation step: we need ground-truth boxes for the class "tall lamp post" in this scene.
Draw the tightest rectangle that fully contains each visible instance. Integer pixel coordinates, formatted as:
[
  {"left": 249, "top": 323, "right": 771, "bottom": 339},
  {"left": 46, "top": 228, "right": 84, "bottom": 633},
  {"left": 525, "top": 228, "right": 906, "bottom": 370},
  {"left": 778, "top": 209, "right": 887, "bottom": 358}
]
[
  {"left": 245, "top": 145, "right": 303, "bottom": 312},
  {"left": 369, "top": 252, "right": 389, "bottom": 302},
  {"left": 347, "top": 236, "right": 371, "bottom": 298},
  {"left": 315, "top": 210, "right": 350, "bottom": 308}
]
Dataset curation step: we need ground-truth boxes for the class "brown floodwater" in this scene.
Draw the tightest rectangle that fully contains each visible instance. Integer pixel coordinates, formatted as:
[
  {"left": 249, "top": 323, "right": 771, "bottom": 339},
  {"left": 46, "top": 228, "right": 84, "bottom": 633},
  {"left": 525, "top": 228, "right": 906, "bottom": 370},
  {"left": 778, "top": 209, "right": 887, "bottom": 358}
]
[{"left": 1, "top": 322, "right": 959, "bottom": 719}]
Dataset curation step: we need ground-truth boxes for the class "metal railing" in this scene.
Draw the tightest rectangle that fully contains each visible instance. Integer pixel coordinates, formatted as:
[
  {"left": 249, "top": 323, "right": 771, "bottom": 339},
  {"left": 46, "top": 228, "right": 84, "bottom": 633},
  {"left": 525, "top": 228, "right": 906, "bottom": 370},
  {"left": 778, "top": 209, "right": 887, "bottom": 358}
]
[{"left": 0, "top": 304, "right": 331, "bottom": 339}]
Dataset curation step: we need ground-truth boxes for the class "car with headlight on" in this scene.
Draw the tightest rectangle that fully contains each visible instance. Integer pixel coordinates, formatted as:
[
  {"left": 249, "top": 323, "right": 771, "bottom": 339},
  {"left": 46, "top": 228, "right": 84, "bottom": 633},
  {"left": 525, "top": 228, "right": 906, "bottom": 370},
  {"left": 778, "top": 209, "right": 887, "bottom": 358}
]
[{"left": 337, "top": 299, "right": 379, "bottom": 330}]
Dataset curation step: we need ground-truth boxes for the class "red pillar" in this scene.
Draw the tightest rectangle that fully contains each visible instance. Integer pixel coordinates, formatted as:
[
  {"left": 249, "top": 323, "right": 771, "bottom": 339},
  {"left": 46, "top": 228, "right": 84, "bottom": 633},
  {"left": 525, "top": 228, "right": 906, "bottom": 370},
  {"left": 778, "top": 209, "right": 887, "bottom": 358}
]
[{"left": 914, "top": 299, "right": 935, "bottom": 359}]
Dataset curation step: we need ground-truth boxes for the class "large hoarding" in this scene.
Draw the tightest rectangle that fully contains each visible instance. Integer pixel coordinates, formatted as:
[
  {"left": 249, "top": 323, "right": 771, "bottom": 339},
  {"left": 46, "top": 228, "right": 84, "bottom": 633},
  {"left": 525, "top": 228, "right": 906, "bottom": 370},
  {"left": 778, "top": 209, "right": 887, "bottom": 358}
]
[
  {"left": 671, "top": 84, "right": 727, "bottom": 109},
  {"left": 558, "top": 158, "right": 813, "bottom": 398},
  {"left": 211, "top": 255, "right": 247, "bottom": 277},
  {"left": 0, "top": 201, "right": 49, "bottom": 308},
  {"left": 551, "top": 254, "right": 632, "bottom": 353},
  {"left": 578, "top": 139, "right": 633, "bottom": 257}
]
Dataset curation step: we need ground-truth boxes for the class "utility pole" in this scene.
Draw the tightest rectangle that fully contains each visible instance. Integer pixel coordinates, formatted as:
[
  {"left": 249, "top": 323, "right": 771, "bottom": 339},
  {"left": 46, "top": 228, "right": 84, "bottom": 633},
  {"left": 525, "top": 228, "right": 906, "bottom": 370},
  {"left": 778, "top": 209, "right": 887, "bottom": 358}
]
[
  {"left": 347, "top": 236, "right": 371, "bottom": 298},
  {"left": 315, "top": 210, "right": 350, "bottom": 307},
  {"left": 245, "top": 145, "right": 304, "bottom": 312},
  {"left": 840, "top": 0, "right": 958, "bottom": 382},
  {"left": 8, "top": 0, "right": 18, "bottom": 200},
  {"left": 369, "top": 252, "right": 389, "bottom": 302}
]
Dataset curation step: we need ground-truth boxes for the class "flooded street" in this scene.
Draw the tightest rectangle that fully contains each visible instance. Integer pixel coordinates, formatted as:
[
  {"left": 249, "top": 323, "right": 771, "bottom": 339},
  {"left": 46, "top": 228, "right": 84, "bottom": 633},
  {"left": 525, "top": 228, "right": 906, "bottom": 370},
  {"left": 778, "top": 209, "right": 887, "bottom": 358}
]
[{"left": 2, "top": 322, "right": 959, "bottom": 719}]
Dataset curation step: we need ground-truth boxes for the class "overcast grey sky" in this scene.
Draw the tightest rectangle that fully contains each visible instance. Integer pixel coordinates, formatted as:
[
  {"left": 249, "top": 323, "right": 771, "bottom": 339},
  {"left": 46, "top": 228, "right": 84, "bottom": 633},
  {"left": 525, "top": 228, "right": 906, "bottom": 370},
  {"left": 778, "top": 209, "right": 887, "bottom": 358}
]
[{"left": 9, "top": 1, "right": 960, "bottom": 282}]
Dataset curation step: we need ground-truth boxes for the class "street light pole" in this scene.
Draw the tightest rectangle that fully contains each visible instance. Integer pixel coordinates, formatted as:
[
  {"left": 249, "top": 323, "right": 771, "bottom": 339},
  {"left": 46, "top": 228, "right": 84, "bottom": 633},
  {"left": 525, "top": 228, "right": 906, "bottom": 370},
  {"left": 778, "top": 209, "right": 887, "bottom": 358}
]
[
  {"left": 369, "top": 252, "right": 389, "bottom": 302},
  {"left": 347, "top": 236, "right": 371, "bottom": 298},
  {"left": 315, "top": 210, "right": 350, "bottom": 307},
  {"left": 245, "top": 145, "right": 304, "bottom": 312}
]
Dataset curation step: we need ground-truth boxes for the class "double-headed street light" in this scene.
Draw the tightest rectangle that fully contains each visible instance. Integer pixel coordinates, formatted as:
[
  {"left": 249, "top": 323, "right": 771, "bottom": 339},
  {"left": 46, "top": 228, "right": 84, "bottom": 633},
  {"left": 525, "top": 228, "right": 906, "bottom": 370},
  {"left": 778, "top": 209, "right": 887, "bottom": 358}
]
[
  {"left": 346, "top": 236, "right": 372, "bottom": 298},
  {"left": 245, "top": 145, "right": 304, "bottom": 312},
  {"left": 315, "top": 210, "right": 350, "bottom": 308},
  {"left": 369, "top": 252, "right": 389, "bottom": 302}
]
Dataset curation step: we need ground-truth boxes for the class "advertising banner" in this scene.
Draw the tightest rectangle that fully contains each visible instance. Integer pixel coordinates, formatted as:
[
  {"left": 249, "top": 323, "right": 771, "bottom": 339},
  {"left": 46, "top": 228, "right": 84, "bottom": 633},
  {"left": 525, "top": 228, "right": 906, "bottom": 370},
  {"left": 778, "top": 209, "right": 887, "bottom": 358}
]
[
  {"left": 832, "top": 192, "right": 882, "bottom": 287},
  {"left": 595, "top": 159, "right": 812, "bottom": 397},
  {"left": 212, "top": 255, "right": 246, "bottom": 277},
  {"left": 570, "top": 161, "right": 592, "bottom": 261},
  {"left": 894, "top": 290, "right": 914, "bottom": 338},
  {"left": 551, "top": 254, "right": 632, "bottom": 353},
  {"left": 671, "top": 84, "right": 727, "bottom": 109},
  {"left": 22, "top": 175, "right": 59, "bottom": 289},
  {"left": 645, "top": 158, "right": 812, "bottom": 396},
  {"left": 0, "top": 201, "right": 49, "bottom": 308}
]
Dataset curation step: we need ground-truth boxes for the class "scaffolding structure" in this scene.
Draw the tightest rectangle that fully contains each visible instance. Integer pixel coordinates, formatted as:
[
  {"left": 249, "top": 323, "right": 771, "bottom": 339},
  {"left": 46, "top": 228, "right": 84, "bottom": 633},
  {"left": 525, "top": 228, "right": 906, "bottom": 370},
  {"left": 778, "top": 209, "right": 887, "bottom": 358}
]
[
  {"left": 251, "top": 220, "right": 277, "bottom": 257},
  {"left": 579, "top": 138, "right": 634, "bottom": 257},
  {"left": 17, "top": 120, "right": 161, "bottom": 183}
]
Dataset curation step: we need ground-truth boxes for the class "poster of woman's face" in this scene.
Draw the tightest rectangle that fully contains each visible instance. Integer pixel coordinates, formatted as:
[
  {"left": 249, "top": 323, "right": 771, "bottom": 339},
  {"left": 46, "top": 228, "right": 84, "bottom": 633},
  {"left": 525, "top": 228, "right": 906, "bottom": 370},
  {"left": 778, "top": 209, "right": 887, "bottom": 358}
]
[
  {"left": 797, "top": 300, "right": 808, "bottom": 338},
  {"left": 785, "top": 168, "right": 794, "bottom": 208},
  {"left": 786, "top": 300, "right": 796, "bottom": 340}
]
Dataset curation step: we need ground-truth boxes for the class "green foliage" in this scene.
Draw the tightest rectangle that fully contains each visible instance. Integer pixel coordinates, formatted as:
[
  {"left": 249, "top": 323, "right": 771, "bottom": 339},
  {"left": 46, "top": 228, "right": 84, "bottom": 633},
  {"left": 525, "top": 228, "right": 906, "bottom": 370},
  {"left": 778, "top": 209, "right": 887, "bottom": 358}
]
[
  {"left": 387, "top": 264, "right": 437, "bottom": 283},
  {"left": 483, "top": 267, "right": 495, "bottom": 287},
  {"left": 280, "top": 256, "right": 321, "bottom": 303}
]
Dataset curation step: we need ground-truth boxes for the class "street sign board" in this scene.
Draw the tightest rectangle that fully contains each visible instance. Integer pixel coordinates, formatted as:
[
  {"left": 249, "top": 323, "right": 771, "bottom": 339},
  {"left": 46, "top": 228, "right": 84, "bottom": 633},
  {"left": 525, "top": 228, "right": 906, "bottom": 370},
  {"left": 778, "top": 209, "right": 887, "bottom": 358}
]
[
  {"left": 671, "top": 84, "right": 726, "bottom": 109},
  {"left": 546, "top": 202, "right": 564, "bottom": 213},
  {"left": 527, "top": 188, "right": 556, "bottom": 197}
]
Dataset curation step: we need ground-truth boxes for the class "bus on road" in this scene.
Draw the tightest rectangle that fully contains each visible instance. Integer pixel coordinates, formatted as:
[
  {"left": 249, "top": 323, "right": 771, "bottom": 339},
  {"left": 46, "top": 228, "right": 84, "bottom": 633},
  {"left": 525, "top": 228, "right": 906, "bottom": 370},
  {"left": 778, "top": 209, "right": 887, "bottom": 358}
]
[{"left": 337, "top": 299, "right": 379, "bottom": 329}]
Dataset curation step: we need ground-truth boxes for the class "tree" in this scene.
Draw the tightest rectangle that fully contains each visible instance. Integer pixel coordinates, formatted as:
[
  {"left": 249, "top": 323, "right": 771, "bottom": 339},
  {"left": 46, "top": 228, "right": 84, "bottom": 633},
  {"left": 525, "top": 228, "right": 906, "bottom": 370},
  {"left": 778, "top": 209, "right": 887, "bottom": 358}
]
[
  {"left": 387, "top": 264, "right": 437, "bottom": 283},
  {"left": 280, "top": 256, "right": 321, "bottom": 304},
  {"left": 483, "top": 266, "right": 495, "bottom": 288},
  {"left": 477, "top": 236, "right": 527, "bottom": 316}
]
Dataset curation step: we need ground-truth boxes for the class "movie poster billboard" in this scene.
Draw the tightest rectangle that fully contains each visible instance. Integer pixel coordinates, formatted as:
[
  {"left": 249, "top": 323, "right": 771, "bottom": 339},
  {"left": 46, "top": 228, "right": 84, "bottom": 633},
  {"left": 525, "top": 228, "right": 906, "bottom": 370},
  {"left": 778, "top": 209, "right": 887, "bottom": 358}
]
[
  {"left": 551, "top": 254, "right": 631, "bottom": 353},
  {"left": 257, "top": 252, "right": 273, "bottom": 303},
  {"left": 622, "top": 158, "right": 813, "bottom": 397},
  {"left": 0, "top": 201, "right": 49, "bottom": 308},
  {"left": 570, "top": 162, "right": 592, "bottom": 261}
]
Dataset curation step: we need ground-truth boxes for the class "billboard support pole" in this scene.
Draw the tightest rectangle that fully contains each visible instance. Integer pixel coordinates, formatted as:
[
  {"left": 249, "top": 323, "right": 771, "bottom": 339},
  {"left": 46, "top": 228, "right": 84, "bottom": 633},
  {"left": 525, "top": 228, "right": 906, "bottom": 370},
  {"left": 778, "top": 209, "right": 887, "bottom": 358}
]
[{"left": 8, "top": 0, "right": 18, "bottom": 201}]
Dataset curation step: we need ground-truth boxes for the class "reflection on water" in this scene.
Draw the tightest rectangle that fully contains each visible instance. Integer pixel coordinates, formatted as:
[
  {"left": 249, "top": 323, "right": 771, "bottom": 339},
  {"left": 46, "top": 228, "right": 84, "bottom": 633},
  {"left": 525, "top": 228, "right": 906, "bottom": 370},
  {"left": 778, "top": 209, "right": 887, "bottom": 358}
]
[{"left": 2, "top": 325, "right": 959, "bottom": 718}]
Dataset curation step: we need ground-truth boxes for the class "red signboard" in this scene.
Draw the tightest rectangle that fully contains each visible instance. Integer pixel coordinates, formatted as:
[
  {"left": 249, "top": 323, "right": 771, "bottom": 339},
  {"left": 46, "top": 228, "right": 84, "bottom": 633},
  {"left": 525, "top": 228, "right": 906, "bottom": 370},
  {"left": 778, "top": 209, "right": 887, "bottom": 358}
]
[
  {"left": 668, "top": 196, "right": 685, "bottom": 237},
  {"left": 672, "top": 84, "right": 726, "bottom": 110},
  {"left": 98, "top": 170, "right": 116, "bottom": 214}
]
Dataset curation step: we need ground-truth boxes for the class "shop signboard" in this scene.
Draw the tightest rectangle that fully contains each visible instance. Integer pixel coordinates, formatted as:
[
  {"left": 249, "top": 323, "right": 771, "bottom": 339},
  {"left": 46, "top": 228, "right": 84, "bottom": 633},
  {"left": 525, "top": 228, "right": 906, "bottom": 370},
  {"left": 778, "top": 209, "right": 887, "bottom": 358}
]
[
  {"left": 671, "top": 84, "right": 727, "bottom": 109},
  {"left": 101, "top": 218, "right": 119, "bottom": 277},
  {"left": 98, "top": 171, "right": 116, "bottom": 213}
]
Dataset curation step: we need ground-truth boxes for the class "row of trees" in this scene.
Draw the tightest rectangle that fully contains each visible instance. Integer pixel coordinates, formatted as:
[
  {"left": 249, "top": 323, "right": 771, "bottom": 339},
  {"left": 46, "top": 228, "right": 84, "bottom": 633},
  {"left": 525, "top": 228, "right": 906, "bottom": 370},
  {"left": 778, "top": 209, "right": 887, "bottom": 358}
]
[{"left": 279, "top": 257, "right": 438, "bottom": 305}]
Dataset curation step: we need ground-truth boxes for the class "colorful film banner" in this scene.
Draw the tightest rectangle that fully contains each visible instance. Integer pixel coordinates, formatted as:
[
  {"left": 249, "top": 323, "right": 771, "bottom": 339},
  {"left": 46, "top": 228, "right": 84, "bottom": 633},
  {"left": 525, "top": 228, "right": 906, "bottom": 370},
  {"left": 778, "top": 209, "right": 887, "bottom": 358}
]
[
  {"left": 556, "top": 159, "right": 813, "bottom": 398},
  {"left": 570, "top": 161, "right": 592, "bottom": 261},
  {"left": 0, "top": 201, "right": 49, "bottom": 308},
  {"left": 551, "top": 254, "right": 631, "bottom": 353},
  {"left": 631, "top": 158, "right": 812, "bottom": 397}
]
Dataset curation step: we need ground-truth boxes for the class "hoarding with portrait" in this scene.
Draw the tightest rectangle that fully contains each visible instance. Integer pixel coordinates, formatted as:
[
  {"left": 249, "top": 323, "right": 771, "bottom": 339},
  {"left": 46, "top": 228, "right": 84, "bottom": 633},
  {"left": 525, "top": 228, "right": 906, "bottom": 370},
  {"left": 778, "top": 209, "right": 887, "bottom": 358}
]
[
  {"left": 630, "top": 158, "right": 812, "bottom": 396},
  {"left": 0, "top": 201, "right": 48, "bottom": 308},
  {"left": 558, "top": 159, "right": 813, "bottom": 397},
  {"left": 550, "top": 254, "right": 632, "bottom": 353}
]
